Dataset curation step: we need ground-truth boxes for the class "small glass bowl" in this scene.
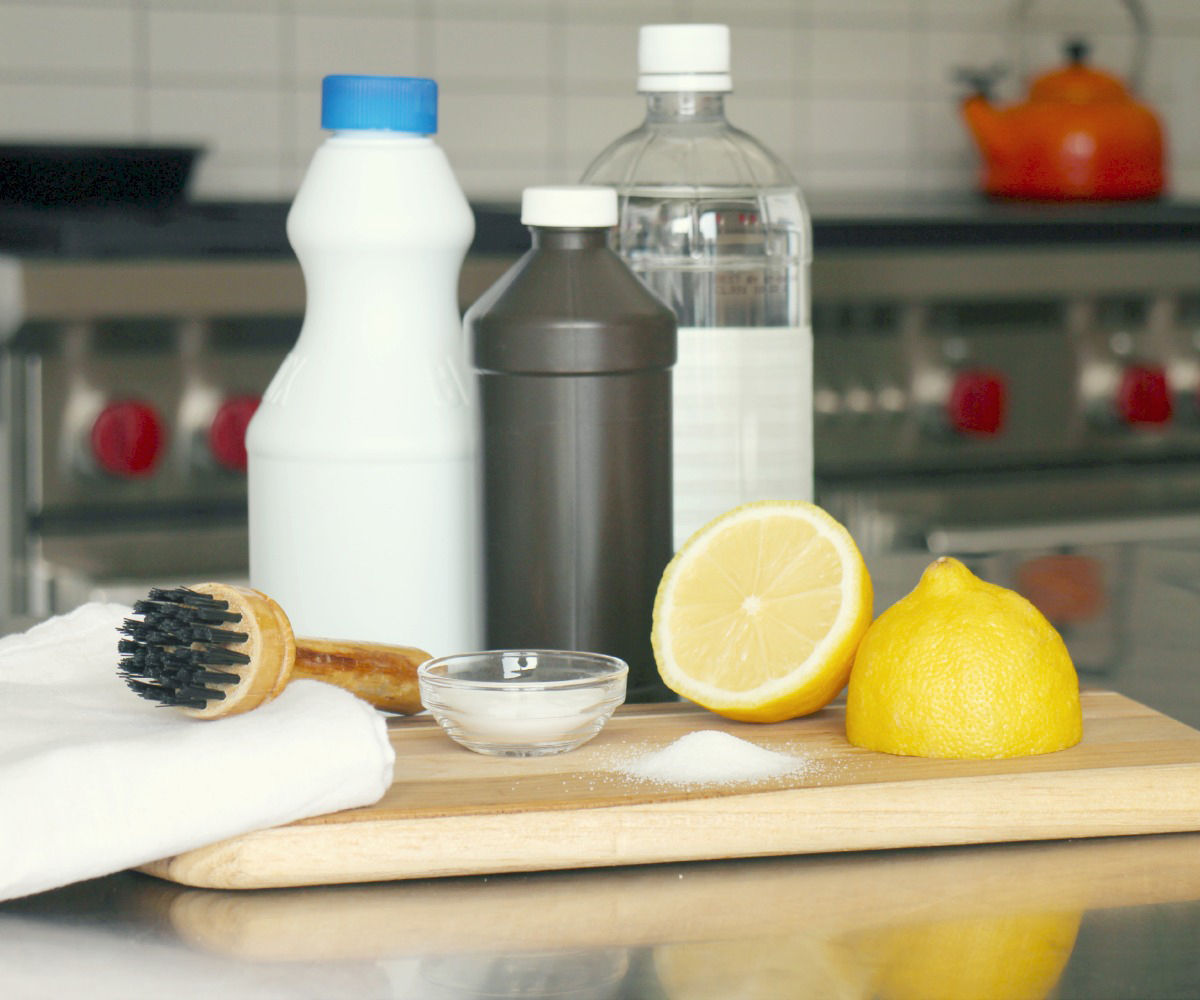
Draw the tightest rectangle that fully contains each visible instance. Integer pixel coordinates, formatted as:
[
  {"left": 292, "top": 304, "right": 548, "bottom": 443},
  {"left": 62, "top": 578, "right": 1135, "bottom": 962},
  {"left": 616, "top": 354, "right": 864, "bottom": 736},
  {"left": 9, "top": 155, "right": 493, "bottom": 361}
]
[{"left": 417, "top": 650, "right": 628, "bottom": 757}]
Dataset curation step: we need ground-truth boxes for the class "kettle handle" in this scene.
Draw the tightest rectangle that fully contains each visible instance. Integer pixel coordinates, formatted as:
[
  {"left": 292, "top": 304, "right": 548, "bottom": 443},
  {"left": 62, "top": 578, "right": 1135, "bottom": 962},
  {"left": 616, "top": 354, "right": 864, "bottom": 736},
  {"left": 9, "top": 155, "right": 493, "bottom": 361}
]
[{"left": 1009, "top": 0, "right": 1149, "bottom": 92}]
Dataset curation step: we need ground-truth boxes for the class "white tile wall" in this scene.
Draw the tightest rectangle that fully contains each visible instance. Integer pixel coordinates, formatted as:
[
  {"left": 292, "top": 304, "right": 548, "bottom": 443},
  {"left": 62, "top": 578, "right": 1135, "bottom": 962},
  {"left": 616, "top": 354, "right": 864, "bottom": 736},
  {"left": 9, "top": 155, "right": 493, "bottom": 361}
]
[
  {"left": 146, "top": 9, "right": 281, "bottom": 83},
  {"left": 0, "top": 5, "right": 135, "bottom": 77},
  {"left": 0, "top": 81, "right": 138, "bottom": 141},
  {"left": 291, "top": 11, "right": 423, "bottom": 81},
  {"left": 146, "top": 86, "right": 285, "bottom": 155},
  {"left": 0, "top": 0, "right": 1197, "bottom": 202}
]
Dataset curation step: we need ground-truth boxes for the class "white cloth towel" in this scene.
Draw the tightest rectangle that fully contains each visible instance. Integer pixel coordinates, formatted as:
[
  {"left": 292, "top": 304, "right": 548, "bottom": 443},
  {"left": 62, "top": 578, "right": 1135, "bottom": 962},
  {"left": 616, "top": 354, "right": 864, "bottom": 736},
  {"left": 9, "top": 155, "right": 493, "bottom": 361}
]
[{"left": 0, "top": 602, "right": 396, "bottom": 902}]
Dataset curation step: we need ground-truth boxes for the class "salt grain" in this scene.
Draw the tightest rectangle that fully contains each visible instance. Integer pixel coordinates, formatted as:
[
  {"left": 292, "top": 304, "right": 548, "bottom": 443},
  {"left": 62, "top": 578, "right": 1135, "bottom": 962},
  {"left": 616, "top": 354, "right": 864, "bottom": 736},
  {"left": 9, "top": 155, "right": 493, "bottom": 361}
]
[{"left": 615, "top": 730, "right": 812, "bottom": 788}]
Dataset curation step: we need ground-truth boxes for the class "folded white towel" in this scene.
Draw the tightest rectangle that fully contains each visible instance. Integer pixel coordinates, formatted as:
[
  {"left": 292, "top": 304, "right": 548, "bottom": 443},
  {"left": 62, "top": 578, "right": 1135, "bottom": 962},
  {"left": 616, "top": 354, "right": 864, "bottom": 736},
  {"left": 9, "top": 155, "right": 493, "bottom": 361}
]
[{"left": 0, "top": 602, "right": 396, "bottom": 902}]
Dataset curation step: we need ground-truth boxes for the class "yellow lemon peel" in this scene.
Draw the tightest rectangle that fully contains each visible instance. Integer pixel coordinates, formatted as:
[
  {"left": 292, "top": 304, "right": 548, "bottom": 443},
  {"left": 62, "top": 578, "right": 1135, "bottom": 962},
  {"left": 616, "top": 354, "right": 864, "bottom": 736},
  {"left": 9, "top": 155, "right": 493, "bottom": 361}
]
[{"left": 846, "top": 557, "right": 1083, "bottom": 759}]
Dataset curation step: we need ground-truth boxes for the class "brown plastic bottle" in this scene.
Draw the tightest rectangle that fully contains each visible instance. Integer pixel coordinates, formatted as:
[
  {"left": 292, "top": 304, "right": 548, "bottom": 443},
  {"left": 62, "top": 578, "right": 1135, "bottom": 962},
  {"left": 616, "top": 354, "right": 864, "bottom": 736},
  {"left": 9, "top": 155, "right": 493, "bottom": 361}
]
[{"left": 465, "top": 186, "right": 676, "bottom": 702}]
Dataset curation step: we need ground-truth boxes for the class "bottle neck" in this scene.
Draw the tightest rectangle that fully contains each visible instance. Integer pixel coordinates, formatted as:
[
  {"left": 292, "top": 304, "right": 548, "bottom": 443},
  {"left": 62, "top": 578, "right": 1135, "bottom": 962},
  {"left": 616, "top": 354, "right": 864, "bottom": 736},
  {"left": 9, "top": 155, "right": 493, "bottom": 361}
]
[
  {"left": 326, "top": 129, "right": 433, "bottom": 146},
  {"left": 530, "top": 228, "right": 611, "bottom": 250},
  {"left": 644, "top": 92, "right": 727, "bottom": 123}
]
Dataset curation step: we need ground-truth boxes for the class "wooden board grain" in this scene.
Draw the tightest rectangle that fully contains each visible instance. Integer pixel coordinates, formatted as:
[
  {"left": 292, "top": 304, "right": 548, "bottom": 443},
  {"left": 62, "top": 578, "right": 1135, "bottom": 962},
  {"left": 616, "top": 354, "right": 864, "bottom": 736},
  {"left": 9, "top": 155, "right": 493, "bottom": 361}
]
[{"left": 143, "top": 690, "right": 1200, "bottom": 890}]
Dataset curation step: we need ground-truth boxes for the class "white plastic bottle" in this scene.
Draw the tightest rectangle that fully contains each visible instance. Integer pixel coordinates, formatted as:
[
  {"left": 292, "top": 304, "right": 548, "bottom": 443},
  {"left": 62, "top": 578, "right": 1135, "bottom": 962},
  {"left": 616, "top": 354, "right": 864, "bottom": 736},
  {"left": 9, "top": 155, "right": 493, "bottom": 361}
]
[
  {"left": 246, "top": 75, "right": 479, "bottom": 655},
  {"left": 582, "top": 24, "right": 813, "bottom": 549}
]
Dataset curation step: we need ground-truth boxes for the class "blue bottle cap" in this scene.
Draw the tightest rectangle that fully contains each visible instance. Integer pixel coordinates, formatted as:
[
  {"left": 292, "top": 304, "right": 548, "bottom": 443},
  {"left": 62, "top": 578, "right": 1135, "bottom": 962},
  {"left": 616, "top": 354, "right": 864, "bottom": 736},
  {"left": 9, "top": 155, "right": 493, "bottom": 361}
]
[{"left": 320, "top": 75, "right": 438, "bottom": 133}]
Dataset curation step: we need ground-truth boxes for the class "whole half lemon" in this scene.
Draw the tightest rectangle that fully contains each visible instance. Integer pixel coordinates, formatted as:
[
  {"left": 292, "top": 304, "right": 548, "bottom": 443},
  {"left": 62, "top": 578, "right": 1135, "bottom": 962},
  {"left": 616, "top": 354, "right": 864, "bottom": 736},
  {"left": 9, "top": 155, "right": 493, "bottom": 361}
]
[{"left": 845, "top": 557, "right": 1083, "bottom": 759}]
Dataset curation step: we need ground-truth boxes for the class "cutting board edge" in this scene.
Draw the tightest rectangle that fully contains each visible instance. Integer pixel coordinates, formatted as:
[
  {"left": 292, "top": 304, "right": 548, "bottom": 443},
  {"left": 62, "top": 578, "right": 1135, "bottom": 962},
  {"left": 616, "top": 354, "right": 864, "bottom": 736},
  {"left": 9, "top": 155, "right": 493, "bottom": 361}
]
[{"left": 142, "top": 757, "right": 1200, "bottom": 891}]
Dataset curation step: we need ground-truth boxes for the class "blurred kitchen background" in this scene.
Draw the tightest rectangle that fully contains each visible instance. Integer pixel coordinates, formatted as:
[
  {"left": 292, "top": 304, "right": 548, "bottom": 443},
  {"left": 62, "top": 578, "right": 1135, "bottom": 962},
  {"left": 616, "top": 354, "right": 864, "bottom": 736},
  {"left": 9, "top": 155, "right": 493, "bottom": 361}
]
[
  {"left": 0, "top": 0, "right": 1195, "bottom": 196},
  {"left": 2, "top": 0, "right": 1199, "bottom": 199},
  {"left": 1, "top": 0, "right": 1198, "bottom": 722}
]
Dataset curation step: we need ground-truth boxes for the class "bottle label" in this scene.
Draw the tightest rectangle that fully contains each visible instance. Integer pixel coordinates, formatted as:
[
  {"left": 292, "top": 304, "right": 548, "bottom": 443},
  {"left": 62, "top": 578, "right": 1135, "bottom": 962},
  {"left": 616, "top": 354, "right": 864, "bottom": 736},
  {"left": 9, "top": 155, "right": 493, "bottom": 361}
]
[{"left": 672, "top": 325, "right": 813, "bottom": 549}]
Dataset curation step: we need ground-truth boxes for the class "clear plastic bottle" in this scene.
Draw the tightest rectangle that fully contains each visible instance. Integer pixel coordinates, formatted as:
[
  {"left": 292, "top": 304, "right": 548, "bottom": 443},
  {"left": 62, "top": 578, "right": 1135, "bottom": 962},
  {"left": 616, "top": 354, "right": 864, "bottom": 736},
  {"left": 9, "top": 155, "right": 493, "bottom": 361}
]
[
  {"left": 581, "top": 23, "right": 813, "bottom": 549},
  {"left": 246, "top": 75, "right": 480, "bottom": 655}
]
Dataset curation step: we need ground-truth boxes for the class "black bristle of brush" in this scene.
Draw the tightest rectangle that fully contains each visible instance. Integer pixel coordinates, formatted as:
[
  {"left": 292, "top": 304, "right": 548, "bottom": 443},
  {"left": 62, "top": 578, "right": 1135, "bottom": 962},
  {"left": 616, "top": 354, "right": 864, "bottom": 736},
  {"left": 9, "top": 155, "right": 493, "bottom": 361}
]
[{"left": 118, "top": 586, "right": 252, "bottom": 709}]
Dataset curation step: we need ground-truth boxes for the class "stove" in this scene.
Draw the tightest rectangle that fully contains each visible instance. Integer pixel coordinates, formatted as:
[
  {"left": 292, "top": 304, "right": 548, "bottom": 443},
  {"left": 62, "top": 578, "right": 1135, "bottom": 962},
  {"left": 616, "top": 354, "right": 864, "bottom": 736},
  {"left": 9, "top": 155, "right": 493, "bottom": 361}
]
[
  {"left": 0, "top": 199, "right": 516, "bottom": 630},
  {"left": 805, "top": 200, "right": 1200, "bottom": 725},
  {"left": 0, "top": 201, "right": 302, "bottom": 629}
]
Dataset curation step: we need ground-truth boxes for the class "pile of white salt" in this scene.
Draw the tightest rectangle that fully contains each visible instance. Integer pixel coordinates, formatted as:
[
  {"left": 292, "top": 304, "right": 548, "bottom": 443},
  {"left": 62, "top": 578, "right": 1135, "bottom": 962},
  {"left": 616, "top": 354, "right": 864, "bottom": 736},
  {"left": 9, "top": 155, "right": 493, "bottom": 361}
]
[{"left": 615, "top": 730, "right": 813, "bottom": 788}]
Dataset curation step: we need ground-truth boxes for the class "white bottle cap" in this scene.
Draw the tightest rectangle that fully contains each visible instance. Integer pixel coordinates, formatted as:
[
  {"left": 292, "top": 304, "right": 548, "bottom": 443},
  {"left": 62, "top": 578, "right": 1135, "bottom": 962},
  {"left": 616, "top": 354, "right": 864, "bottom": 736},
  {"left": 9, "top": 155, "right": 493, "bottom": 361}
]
[
  {"left": 637, "top": 24, "right": 732, "bottom": 93},
  {"left": 521, "top": 186, "right": 618, "bottom": 228}
]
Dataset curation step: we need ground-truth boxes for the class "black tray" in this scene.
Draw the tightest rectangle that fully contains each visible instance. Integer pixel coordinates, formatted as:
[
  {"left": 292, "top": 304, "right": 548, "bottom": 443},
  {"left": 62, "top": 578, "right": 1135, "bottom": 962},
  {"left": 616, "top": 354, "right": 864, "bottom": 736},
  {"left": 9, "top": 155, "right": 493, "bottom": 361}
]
[{"left": 0, "top": 144, "right": 201, "bottom": 209}]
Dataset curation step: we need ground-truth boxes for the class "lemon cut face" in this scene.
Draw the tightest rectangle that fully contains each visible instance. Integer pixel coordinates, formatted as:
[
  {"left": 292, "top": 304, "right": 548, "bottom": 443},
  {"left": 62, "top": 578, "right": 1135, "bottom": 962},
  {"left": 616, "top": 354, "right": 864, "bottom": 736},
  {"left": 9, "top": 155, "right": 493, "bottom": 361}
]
[{"left": 651, "top": 501, "right": 873, "bottom": 723}]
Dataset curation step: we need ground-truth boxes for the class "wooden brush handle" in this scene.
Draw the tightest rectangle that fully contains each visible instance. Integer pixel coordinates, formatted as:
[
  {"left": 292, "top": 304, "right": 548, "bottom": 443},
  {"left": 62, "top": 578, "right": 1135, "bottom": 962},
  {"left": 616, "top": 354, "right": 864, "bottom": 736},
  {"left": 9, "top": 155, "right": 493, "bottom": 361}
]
[
  {"left": 190, "top": 582, "right": 429, "bottom": 719},
  {"left": 293, "top": 638, "right": 427, "bottom": 715}
]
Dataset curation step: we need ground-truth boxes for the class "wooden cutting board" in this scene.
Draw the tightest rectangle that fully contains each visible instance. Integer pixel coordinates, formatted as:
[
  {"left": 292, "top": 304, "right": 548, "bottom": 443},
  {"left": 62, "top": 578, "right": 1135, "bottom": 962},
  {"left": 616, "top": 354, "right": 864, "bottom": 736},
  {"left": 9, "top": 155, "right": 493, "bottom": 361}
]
[{"left": 143, "top": 689, "right": 1200, "bottom": 890}]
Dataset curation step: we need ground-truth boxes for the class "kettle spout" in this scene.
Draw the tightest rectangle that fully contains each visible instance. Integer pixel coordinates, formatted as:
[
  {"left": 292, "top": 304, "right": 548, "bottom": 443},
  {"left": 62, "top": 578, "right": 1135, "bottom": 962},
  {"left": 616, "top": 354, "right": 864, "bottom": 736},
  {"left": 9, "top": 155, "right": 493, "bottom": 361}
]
[{"left": 960, "top": 94, "right": 1014, "bottom": 164}]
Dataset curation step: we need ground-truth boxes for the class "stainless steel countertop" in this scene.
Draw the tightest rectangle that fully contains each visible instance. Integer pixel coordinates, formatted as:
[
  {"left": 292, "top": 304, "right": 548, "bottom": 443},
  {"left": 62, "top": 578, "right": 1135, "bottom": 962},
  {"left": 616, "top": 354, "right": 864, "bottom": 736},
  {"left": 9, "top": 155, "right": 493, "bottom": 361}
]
[{"left": 2, "top": 829, "right": 1199, "bottom": 999}]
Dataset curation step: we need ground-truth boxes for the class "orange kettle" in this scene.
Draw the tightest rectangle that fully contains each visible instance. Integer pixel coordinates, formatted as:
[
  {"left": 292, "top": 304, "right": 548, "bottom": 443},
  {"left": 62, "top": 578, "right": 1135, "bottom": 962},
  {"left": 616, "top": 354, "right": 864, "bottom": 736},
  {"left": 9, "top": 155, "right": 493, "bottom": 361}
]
[{"left": 959, "top": 6, "right": 1165, "bottom": 201}]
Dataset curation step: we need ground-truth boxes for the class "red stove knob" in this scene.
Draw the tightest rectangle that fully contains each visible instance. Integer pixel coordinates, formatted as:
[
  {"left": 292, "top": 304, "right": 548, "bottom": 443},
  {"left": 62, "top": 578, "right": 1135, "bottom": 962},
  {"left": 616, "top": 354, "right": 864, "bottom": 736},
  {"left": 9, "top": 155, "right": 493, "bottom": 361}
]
[
  {"left": 946, "top": 369, "right": 1007, "bottom": 435},
  {"left": 1116, "top": 365, "right": 1172, "bottom": 425},
  {"left": 208, "top": 395, "right": 260, "bottom": 472},
  {"left": 90, "top": 400, "right": 165, "bottom": 477}
]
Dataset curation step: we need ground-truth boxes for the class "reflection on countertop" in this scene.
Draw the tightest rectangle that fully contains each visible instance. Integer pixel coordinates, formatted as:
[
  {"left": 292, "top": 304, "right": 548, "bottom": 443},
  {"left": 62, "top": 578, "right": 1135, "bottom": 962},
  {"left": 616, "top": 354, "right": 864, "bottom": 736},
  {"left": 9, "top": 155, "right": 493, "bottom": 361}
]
[{"left": 3, "top": 832, "right": 1200, "bottom": 999}]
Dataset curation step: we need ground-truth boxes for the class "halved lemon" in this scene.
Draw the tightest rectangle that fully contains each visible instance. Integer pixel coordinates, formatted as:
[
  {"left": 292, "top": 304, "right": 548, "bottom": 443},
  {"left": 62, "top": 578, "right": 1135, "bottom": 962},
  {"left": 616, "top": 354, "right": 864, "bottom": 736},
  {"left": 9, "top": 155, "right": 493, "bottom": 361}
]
[{"left": 651, "top": 501, "right": 873, "bottom": 723}]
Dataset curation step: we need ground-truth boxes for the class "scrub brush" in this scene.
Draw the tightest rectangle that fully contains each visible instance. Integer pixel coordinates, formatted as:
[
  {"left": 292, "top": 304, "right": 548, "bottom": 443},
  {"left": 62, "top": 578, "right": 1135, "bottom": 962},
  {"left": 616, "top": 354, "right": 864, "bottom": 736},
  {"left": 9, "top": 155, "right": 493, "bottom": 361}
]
[{"left": 118, "top": 582, "right": 430, "bottom": 719}]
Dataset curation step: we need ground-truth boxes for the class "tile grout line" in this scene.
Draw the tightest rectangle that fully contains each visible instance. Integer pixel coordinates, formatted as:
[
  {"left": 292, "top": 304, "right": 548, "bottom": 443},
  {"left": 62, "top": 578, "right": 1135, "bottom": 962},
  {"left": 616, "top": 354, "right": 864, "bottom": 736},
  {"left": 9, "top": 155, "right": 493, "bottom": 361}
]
[
  {"left": 277, "top": 0, "right": 297, "bottom": 194},
  {"left": 132, "top": 0, "right": 150, "bottom": 139},
  {"left": 546, "top": 0, "right": 568, "bottom": 183},
  {"left": 909, "top": 0, "right": 925, "bottom": 194},
  {"left": 414, "top": 0, "right": 436, "bottom": 81}
]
